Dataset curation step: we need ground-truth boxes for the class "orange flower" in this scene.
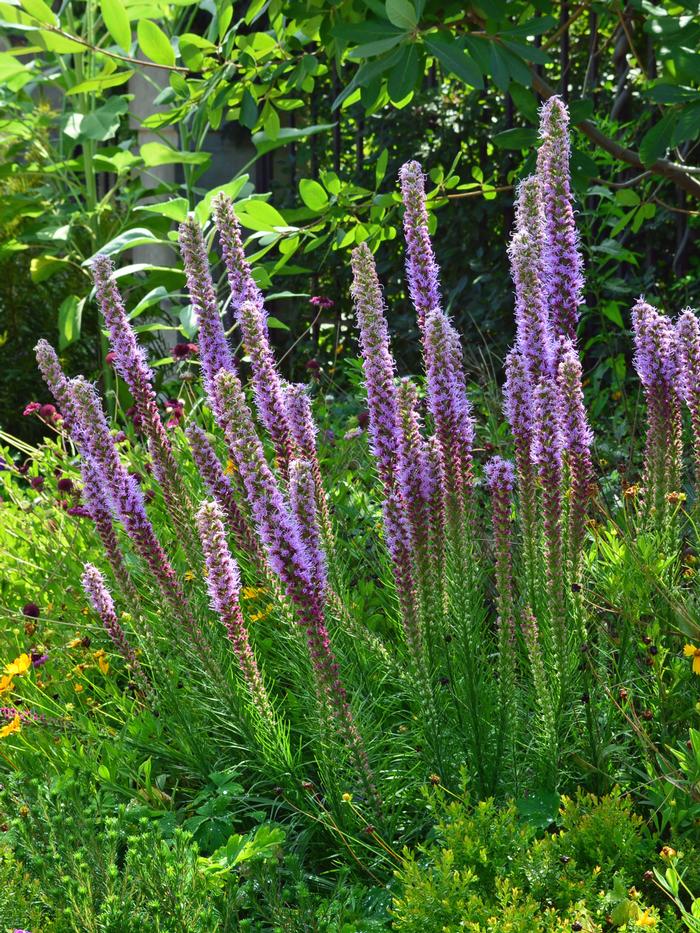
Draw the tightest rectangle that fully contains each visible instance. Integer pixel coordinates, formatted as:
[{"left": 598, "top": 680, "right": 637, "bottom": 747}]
[
  {"left": 0, "top": 714, "right": 21, "bottom": 739},
  {"left": 683, "top": 644, "right": 700, "bottom": 675}
]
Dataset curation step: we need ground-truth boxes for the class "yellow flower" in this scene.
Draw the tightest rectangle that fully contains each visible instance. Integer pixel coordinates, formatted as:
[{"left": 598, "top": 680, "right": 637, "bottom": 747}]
[
  {"left": 67, "top": 636, "right": 82, "bottom": 649},
  {"left": 74, "top": 683, "right": 84, "bottom": 693},
  {"left": 660, "top": 846, "right": 676, "bottom": 860},
  {"left": 184, "top": 570, "right": 195, "bottom": 582},
  {"left": 250, "top": 607, "right": 272, "bottom": 623},
  {"left": 224, "top": 459, "right": 237, "bottom": 475},
  {"left": 97, "top": 655, "right": 109, "bottom": 675},
  {"left": 683, "top": 644, "right": 700, "bottom": 675},
  {"left": 242, "top": 586, "right": 265, "bottom": 600},
  {"left": 0, "top": 673, "right": 14, "bottom": 694},
  {"left": 637, "top": 908, "right": 657, "bottom": 927},
  {"left": 0, "top": 714, "right": 21, "bottom": 739},
  {"left": 5, "top": 654, "right": 30, "bottom": 676},
  {"left": 342, "top": 793, "right": 353, "bottom": 803}
]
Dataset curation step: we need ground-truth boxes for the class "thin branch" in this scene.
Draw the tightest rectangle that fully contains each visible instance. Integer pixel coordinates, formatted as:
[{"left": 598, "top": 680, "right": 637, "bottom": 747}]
[
  {"left": 43, "top": 24, "right": 191, "bottom": 73},
  {"left": 542, "top": 1, "right": 590, "bottom": 50}
]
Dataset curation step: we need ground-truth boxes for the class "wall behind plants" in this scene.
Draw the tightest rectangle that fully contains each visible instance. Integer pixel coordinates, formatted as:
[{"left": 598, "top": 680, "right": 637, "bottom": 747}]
[{"left": 0, "top": 0, "right": 699, "bottom": 441}]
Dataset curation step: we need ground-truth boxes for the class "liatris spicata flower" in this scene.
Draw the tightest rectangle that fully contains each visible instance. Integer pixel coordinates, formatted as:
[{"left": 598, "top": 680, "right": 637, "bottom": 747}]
[
  {"left": 484, "top": 457, "right": 516, "bottom": 651},
  {"left": 196, "top": 501, "right": 273, "bottom": 721},
  {"left": 557, "top": 341, "right": 594, "bottom": 572},
  {"left": 213, "top": 193, "right": 264, "bottom": 314},
  {"left": 350, "top": 243, "right": 401, "bottom": 490},
  {"left": 215, "top": 369, "right": 376, "bottom": 800},
  {"left": 423, "top": 307, "right": 475, "bottom": 523},
  {"left": 509, "top": 176, "right": 553, "bottom": 381},
  {"left": 537, "top": 96, "right": 584, "bottom": 343},
  {"left": 632, "top": 298, "right": 682, "bottom": 522},
  {"left": 178, "top": 217, "right": 236, "bottom": 409},
  {"left": 532, "top": 377, "right": 567, "bottom": 673},
  {"left": 288, "top": 458, "right": 327, "bottom": 596},
  {"left": 81, "top": 564, "right": 147, "bottom": 691},
  {"left": 185, "top": 423, "right": 260, "bottom": 561},
  {"left": 69, "top": 377, "right": 198, "bottom": 639},
  {"left": 91, "top": 255, "right": 197, "bottom": 558},
  {"left": 676, "top": 309, "right": 700, "bottom": 491},
  {"left": 283, "top": 382, "right": 331, "bottom": 539},
  {"left": 503, "top": 349, "right": 537, "bottom": 595},
  {"left": 35, "top": 340, "right": 136, "bottom": 600},
  {"left": 381, "top": 487, "right": 422, "bottom": 667},
  {"left": 399, "top": 160, "right": 441, "bottom": 330},
  {"left": 238, "top": 300, "right": 294, "bottom": 473}
]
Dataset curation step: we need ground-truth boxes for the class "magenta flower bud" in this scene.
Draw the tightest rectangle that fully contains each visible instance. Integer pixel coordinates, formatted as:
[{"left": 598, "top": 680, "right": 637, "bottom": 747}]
[
  {"left": 509, "top": 176, "right": 553, "bottom": 381},
  {"left": 81, "top": 564, "right": 147, "bottom": 690},
  {"left": 282, "top": 384, "right": 329, "bottom": 537},
  {"left": 537, "top": 96, "right": 584, "bottom": 342},
  {"left": 350, "top": 243, "right": 401, "bottom": 490},
  {"left": 399, "top": 160, "right": 441, "bottom": 330},
  {"left": 196, "top": 501, "right": 272, "bottom": 721},
  {"left": 178, "top": 216, "right": 236, "bottom": 409}
]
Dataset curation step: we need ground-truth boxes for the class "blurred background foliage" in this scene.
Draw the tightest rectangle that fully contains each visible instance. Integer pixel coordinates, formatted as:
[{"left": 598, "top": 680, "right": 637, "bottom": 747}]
[{"left": 0, "top": 0, "right": 699, "bottom": 441}]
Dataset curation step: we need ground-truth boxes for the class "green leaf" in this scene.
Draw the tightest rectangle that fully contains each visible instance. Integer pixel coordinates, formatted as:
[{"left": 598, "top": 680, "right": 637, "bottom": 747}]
[
  {"left": 90, "top": 228, "right": 163, "bottom": 259},
  {"left": 140, "top": 141, "right": 210, "bottom": 167},
  {"left": 493, "top": 127, "right": 537, "bottom": 149},
  {"left": 266, "top": 316, "right": 290, "bottom": 330},
  {"left": 66, "top": 70, "right": 134, "bottom": 95},
  {"left": 387, "top": 42, "right": 420, "bottom": 102},
  {"left": 135, "top": 197, "right": 189, "bottom": 222},
  {"left": 601, "top": 301, "right": 624, "bottom": 328},
  {"left": 615, "top": 189, "right": 641, "bottom": 207},
  {"left": 30, "top": 255, "right": 70, "bottom": 283},
  {"left": 127, "top": 286, "right": 170, "bottom": 320},
  {"left": 516, "top": 790, "right": 560, "bottom": 831},
  {"left": 385, "top": 0, "right": 417, "bottom": 30},
  {"left": 299, "top": 178, "right": 329, "bottom": 212},
  {"left": 348, "top": 34, "right": 406, "bottom": 59},
  {"left": 19, "top": 0, "right": 56, "bottom": 24},
  {"left": 252, "top": 123, "right": 334, "bottom": 156},
  {"left": 639, "top": 113, "right": 676, "bottom": 166},
  {"left": 235, "top": 199, "right": 287, "bottom": 232},
  {"left": 194, "top": 175, "right": 251, "bottom": 225},
  {"left": 240, "top": 88, "right": 258, "bottom": 129},
  {"left": 263, "top": 105, "right": 280, "bottom": 140},
  {"left": 489, "top": 43, "right": 510, "bottom": 92},
  {"left": 424, "top": 34, "right": 483, "bottom": 89},
  {"left": 58, "top": 295, "right": 83, "bottom": 350},
  {"left": 101, "top": 0, "right": 131, "bottom": 52},
  {"left": 375, "top": 148, "right": 389, "bottom": 186},
  {"left": 137, "top": 19, "right": 175, "bottom": 67},
  {"left": 71, "top": 97, "right": 128, "bottom": 142}
]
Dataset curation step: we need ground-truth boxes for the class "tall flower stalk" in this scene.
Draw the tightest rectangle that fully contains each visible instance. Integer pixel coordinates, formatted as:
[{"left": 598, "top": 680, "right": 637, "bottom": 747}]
[
  {"left": 283, "top": 382, "right": 332, "bottom": 542},
  {"left": 91, "top": 254, "right": 197, "bottom": 559},
  {"left": 399, "top": 160, "right": 441, "bottom": 330},
  {"left": 676, "top": 309, "right": 700, "bottom": 494},
  {"left": 196, "top": 501, "right": 273, "bottom": 723},
  {"left": 537, "top": 96, "right": 584, "bottom": 344}
]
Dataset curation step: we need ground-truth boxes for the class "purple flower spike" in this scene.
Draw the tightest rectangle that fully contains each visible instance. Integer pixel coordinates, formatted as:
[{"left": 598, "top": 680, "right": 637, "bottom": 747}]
[
  {"left": 632, "top": 298, "right": 682, "bottom": 520},
  {"left": 91, "top": 255, "right": 196, "bottom": 557},
  {"left": 178, "top": 217, "right": 236, "bottom": 412},
  {"left": 212, "top": 193, "right": 264, "bottom": 316},
  {"left": 81, "top": 564, "right": 147, "bottom": 691},
  {"left": 185, "top": 423, "right": 260, "bottom": 562},
  {"left": 510, "top": 176, "right": 553, "bottom": 381},
  {"left": 399, "top": 160, "right": 441, "bottom": 330},
  {"left": 196, "top": 501, "right": 273, "bottom": 721},
  {"left": 350, "top": 243, "right": 401, "bottom": 490},
  {"left": 537, "top": 96, "right": 584, "bottom": 343},
  {"left": 557, "top": 341, "right": 594, "bottom": 570},
  {"left": 532, "top": 377, "right": 567, "bottom": 671},
  {"left": 423, "top": 308, "right": 475, "bottom": 520},
  {"left": 238, "top": 300, "right": 294, "bottom": 473},
  {"left": 289, "top": 458, "right": 327, "bottom": 596},
  {"left": 676, "top": 309, "right": 700, "bottom": 489}
]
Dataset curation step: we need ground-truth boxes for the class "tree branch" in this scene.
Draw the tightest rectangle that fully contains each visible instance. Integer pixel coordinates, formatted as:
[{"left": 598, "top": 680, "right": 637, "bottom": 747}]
[{"left": 531, "top": 71, "right": 700, "bottom": 199}]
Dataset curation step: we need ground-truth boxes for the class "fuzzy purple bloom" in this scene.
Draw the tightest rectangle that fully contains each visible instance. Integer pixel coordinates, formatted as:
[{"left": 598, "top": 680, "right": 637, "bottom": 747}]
[
  {"left": 676, "top": 309, "right": 700, "bottom": 490},
  {"left": 212, "top": 193, "right": 264, "bottom": 316},
  {"left": 178, "top": 217, "right": 236, "bottom": 409},
  {"left": 399, "top": 160, "right": 441, "bottom": 330},
  {"left": 91, "top": 255, "right": 196, "bottom": 556},
  {"left": 350, "top": 243, "right": 402, "bottom": 490},
  {"left": 537, "top": 96, "right": 584, "bottom": 343},
  {"left": 196, "top": 501, "right": 272, "bottom": 720},
  {"left": 81, "top": 564, "right": 147, "bottom": 690},
  {"left": 510, "top": 176, "right": 553, "bottom": 381},
  {"left": 288, "top": 458, "right": 328, "bottom": 596}
]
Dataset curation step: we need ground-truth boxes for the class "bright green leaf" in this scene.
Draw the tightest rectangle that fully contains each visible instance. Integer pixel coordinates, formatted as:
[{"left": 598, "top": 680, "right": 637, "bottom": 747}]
[
  {"left": 385, "top": 0, "right": 417, "bottom": 30},
  {"left": 101, "top": 0, "right": 131, "bottom": 51},
  {"left": 58, "top": 295, "right": 83, "bottom": 350},
  {"left": 140, "top": 141, "right": 210, "bottom": 167},
  {"left": 299, "top": 178, "right": 329, "bottom": 212},
  {"left": 137, "top": 19, "right": 175, "bottom": 67},
  {"left": 424, "top": 34, "right": 483, "bottom": 89}
]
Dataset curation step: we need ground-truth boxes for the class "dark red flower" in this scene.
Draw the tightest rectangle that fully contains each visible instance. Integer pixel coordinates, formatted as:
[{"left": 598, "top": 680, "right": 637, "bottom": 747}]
[
  {"left": 309, "top": 296, "right": 334, "bottom": 309},
  {"left": 67, "top": 506, "right": 91, "bottom": 518},
  {"left": 357, "top": 410, "right": 370, "bottom": 429},
  {"left": 57, "top": 477, "right": 73, "bottom": 493},
  {"left": 39, "top": 404, "right": 56, "bottom": 420},
  {"left": 23, "top": 402, "right": 41, "bottom": 416},
  {"left": 22, "top": 603, "right": 40, "bottom": 618},
  {"left": 172, "top": 342, "right": 198, "bottom": 360},
  {"left": 306, "top": 358, "right": 321, "bottom": 373},
  {"left": 30, "top": 476, "right": 44, "bottom": 490},
  {"left": 105, "top": 351, "right": 116, "bottom": 366}
]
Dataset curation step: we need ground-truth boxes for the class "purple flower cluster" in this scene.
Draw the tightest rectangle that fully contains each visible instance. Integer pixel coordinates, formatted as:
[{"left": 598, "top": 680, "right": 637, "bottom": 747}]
[
  {"left": 399, "top": 160, "right": 441, "bottom": 330},
  {"left": 676, "top": 309, "right": 700, "bottom": 487},
  {"left": 213, "top": 193, "right": 264, "bottom": 315}
]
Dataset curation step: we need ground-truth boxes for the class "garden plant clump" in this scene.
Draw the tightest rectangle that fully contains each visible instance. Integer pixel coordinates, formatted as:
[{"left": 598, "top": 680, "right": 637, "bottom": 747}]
[{"left": 1, "top": 96, "right": 700, "bottom": 931}]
